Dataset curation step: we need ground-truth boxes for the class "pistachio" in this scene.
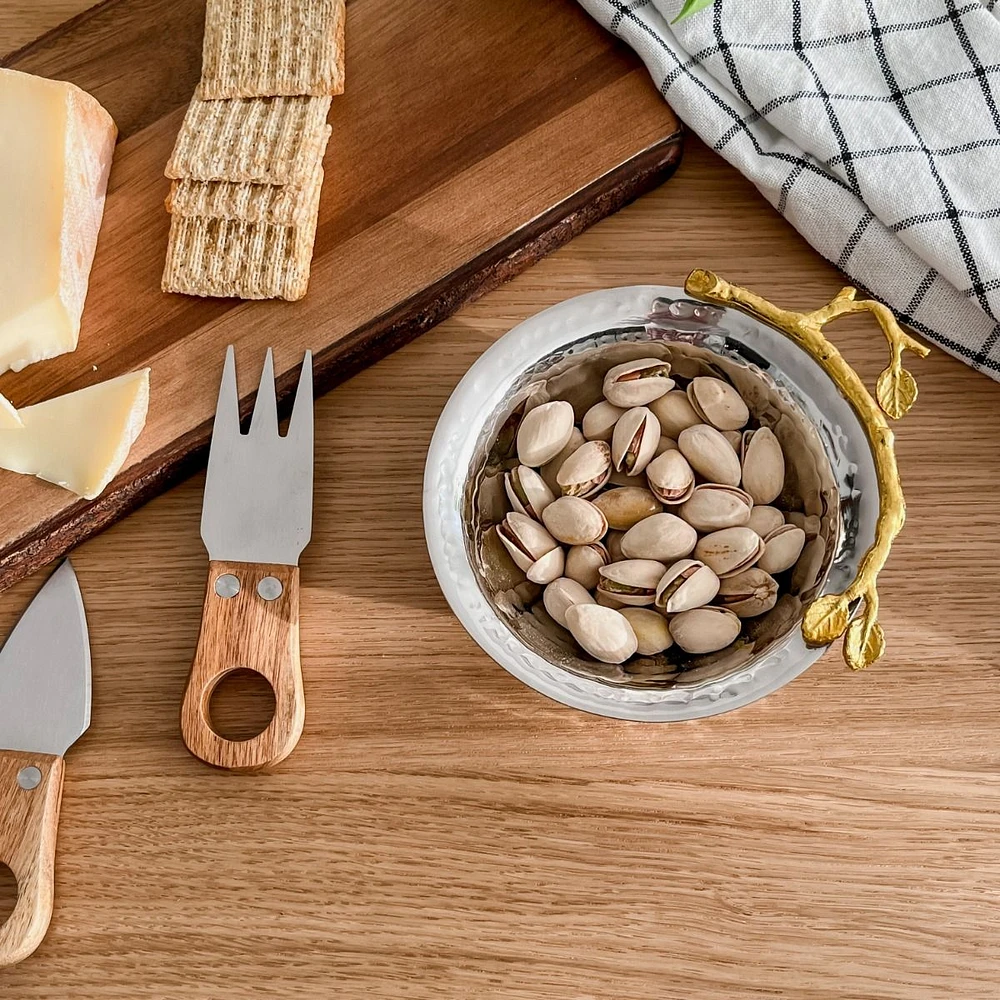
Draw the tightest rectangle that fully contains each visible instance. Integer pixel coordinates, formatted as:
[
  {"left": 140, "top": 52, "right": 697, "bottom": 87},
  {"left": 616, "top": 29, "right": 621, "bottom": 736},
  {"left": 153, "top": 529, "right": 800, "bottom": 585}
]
[
  {"left": 677, "top": 483, "right": 752, "bottom": 532},
  {"left": 611, "top": 406, "right": 660, "bottom": 476},
  {"left": 678, "top": 424, "right": 742, "bottom": 487},
  {"left": 602, "top": 358, "right": 675, "bottom": 407},
  {"left": 564, "top": 542, "right": 610, "bottom": 591},
  {"left": 516, "top": 400, "right": 576, "bottom": 467},
  {"left": 740, "top": 427, "right": 785, "bottom": 504},
  {"left": 556, "top": 440, "right": 612, "bottom": 498},
  {"left": 605, "top": 530, "right": 626, "bottom": 563},
  {"left": 786, "top": 510, "right": 821, "bottom": 540},
  {"left": 525, "top": 545, "right": 565, "bottom": 585},
  {"left": 497, "top": 511, "right": 558, "bottom": 572},
  {"left": 592, "top": 487, "right": 663, "bottom": 531},
  {"left": 649, "top": 389, "right": 701, "bottom": 438},
  {"left": 654, "top": 435, "right": 680, "bottom": 457},
  {"left": 542, "top": 577, "right": 595, "bottom": 628},
  {"left": 716, "top": 568, "right": 779, "bottom": 618},
  {"left": 539, "top": 427, "right": 585, "bottom": 495},
  {"left": 654, "top": 558, "right": 720, "bottom": 613},
  {"left": 722, "top": 430, "right": 743, "bottom": 451},
  {"left": 620, "top": 513, "right": 697, "bottom": 564},
  {"left": 620, "top": 608, "right": 673, "bottom": 656},
  {"left": 564, "top": 603, "right": 638, "bottom": 664},
  {"left": 581, "top": 400, "right": 625, "bottom": 442},
  {"left": 645, "top": 449, "right": 695, "bottom": 505},
  {"left": 504, "top": 465, "right": 555, "bottom": 521},
  {"left": 669, "top": 606, "right": 741, "bottom": 655},
  {"left": 693, "top": 526, "right": 765, "bottom": 578},
  {"left": 595, "top": 591, "right": 627, "bottom": 610},
  {"left": 757, "top": 524, "right": 806, "bottom": 574},
  {"left": 686, "top": 376, "right": 749, "bottom": 431},
  {"left": 541, "top": 496, "right": 608, "bottom": 546},
  {"left": 597, "top": 559, "right": 667, "bottom": 606},
  {"left": 746, "top": 504, "right": 785, "bottom": 538},
  {"left": 607, "top": 469, "right": 647, "bottom": 488}
]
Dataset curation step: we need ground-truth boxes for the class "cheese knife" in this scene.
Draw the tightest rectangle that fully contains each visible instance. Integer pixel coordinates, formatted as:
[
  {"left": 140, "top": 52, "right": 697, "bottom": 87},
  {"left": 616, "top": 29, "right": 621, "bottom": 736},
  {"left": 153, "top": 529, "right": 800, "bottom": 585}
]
[
  {"left": 181, "top": 346, "right": 313, "bottom": 771},
  {"left": 0, "top": 560, "right": 90, "bottom": 968}
]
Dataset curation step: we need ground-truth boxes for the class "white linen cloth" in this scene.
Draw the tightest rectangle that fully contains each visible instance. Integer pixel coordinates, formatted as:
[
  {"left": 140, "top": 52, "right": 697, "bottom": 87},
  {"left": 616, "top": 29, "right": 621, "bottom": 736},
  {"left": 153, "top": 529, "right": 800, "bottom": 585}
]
[{"left": 577, "top": 0, "right": 1000, "bottom": 379}]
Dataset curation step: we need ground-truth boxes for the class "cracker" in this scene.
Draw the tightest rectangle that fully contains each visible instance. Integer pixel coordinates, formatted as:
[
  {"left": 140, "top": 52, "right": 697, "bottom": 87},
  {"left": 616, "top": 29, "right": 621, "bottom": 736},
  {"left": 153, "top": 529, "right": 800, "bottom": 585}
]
[
  {"left": 165, "top": 97, "right": 331, "bottom": 184},
  {"left": 161, "top": 168, "right": 322, "bottom": 301},
  {"left": 197, "top": 0, "right": 345, "bottom": 99}
]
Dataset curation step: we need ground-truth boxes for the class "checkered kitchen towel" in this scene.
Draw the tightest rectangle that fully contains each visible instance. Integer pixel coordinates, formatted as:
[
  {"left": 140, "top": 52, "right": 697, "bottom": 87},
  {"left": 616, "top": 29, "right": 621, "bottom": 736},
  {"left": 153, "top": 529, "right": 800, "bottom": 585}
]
[{"left": 578, "top": 0, "right": 1000, "bottom": 379}]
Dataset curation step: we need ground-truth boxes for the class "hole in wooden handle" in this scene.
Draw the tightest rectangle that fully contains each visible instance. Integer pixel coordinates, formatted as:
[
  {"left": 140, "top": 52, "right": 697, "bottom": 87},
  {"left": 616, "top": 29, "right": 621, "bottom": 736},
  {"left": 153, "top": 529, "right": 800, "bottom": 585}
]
[
  {"left": 206, "top": 668, "right": 277, "bottom": 743},
  {"left": 0, "top": 864, "right": 16, "bottom": 930}
]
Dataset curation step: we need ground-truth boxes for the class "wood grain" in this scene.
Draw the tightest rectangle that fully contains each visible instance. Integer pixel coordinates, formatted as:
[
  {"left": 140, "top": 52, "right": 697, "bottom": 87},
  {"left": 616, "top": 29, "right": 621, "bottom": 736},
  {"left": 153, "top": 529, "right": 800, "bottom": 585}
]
[
  {"left": 0, "top": 0, "right": 683, "bottom": 595},
  {"left": 0, "top": 752, "right": 64, "bottom": 969},
  {"left": 2, "top": 3, "right": 1000, "bottom": 999},
  {"left": 182, "top": 561, "right": 303, "bottom": 771}
]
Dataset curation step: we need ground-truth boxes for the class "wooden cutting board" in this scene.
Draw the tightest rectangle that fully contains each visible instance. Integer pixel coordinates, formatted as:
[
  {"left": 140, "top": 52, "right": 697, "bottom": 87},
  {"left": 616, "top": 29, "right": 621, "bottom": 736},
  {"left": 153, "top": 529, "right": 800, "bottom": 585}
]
[{"left": 0, "top": 0, "right": 682, "bottom": 593}]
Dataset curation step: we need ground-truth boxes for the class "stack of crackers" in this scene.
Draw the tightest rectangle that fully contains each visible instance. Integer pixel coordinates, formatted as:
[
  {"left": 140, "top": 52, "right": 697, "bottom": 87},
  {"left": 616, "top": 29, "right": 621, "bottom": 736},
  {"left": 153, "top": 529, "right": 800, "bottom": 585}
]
[{"left": 162, "top": 0, "right": 345, "bottom": 301}]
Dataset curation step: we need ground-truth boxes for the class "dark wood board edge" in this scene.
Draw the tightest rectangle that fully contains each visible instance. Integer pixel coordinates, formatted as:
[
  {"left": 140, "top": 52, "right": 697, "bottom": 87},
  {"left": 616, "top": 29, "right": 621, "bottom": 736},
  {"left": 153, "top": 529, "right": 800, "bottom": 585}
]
[{"left": 0, "top": 131, "right": 683, "bottom": 592}]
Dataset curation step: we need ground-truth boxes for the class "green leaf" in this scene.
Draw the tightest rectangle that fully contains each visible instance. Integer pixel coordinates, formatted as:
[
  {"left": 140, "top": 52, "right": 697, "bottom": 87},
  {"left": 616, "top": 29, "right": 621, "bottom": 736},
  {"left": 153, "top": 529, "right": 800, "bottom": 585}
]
[{"left": 672, "top": 0, "right": 715, "bottom": 25}]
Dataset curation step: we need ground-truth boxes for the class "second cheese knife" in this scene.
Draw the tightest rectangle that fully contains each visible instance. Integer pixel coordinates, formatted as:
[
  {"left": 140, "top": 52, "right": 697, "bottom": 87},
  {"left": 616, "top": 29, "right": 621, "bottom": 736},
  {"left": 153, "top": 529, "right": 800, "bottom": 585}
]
[{"left": 181, "top": 346, "right": 314, "bottom": 771}]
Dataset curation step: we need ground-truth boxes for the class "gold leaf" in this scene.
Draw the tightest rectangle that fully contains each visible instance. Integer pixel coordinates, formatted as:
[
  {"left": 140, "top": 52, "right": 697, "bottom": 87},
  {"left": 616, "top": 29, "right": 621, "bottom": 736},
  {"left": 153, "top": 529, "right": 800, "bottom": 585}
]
[
  {"left": 801, "top": 593, "right": 850, "bottom": 646},
  {"left": 875, "top": 366, "right": 917, "bottom": 419},
  {"left": 844, "top": 616, "right": 886, "bottom": 670}
]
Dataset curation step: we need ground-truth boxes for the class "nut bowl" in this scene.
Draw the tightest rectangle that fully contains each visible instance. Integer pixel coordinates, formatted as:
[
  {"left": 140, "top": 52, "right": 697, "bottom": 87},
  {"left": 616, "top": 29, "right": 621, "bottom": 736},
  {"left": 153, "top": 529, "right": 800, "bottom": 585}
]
[{"left": 423, "top": 271, "right": 927, "bottom": 721}]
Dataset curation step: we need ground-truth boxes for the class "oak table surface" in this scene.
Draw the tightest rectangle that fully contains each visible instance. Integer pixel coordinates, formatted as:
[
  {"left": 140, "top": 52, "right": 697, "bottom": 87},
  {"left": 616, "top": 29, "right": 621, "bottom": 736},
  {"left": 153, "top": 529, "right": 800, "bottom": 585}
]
[{"left": 2, "top": 4, "right": 999, "bottom": 999}]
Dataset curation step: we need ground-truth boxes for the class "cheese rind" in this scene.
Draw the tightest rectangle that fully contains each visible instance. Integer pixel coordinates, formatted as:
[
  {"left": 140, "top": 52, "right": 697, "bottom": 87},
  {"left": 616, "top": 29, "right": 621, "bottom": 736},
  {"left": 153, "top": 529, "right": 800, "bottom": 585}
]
[
  {"left": 0, "top": 68, "right": 117, "bottom": 375},
  {"left": 0, "top": 369, "right": 150, "bottom": 499}
]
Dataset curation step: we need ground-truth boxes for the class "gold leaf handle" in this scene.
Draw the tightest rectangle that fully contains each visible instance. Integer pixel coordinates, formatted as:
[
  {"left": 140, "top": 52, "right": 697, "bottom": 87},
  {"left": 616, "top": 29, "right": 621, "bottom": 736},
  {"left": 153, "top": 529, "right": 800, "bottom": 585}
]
[{"left": 684, "top": 269, "right": 930, "bottom": 670}]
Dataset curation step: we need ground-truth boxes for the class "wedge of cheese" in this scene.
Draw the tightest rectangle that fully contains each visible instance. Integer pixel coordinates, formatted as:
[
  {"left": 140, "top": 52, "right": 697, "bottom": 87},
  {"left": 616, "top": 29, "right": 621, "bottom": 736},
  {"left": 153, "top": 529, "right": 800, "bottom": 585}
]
[
  {"left": 0, "top": 69, "right": 117, "bottom": 375},
  {"left": 0, "top": 393, "right": 22, "bottom": 429},
  {"left": 0, "top": 369, "right": 149, "bottom": 499}
]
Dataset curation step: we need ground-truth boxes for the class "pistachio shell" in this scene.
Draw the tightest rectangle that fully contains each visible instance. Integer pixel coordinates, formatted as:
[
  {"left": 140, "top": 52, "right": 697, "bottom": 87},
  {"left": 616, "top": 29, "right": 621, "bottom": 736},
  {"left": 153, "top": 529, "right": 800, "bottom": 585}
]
[
  {"left": 620, "top": 513, "right": 697, "bottom": 564},
  {"left": 687, "top": 377, "right": 749, "bottom": 431},
  {"left": 581, "top": 400, "right": 626, "bottom": 442},
  {"left": 740, "top": 427, "right": 785, "bottom": 505},
  {"left": 556, "top": 440, "right": 612, "bottom": 498},
  {"left": 757, "top": 524, "right": 806, "bottom": 574},
  {"left": 602, "top": 358, "right": 675, "bottom": 407},
  {"left": 677, "top": 483, "right": 752, "bottom": 532},
  {"left": 595, "top": 591, "right": 627, "bottom": 610},
  {"left": 504, "top": 465, "right": 555, "bottom": 521},
  {"left": 645, "top": 449, "right": 695, "bottom": 504},
  {"left": 654, "top": 435, "right": 680, "bottom": 457},
  {"left": 611, "top": 406, "right": 660, "bottom": 476},
  {"left": 539, "top": 427, "right": 585, "bottom": 495},
  {"left": 716, "top": 567, "right": 779, "bottom": 618},
  {"left": 516, "top": 400, "right": 575, "bottom": 467},
  {"left": 541, "top": 496, "right": 608, "bottom": 546},
  {"left": 525, "top": 545, "right": 565, "bottom": 585},
  {"left": 607, "top": 469, "right": 647, "bottom": 488},
  {"left": 605, "top": 530, "right": 626, "bottom": 563},
  {"left": 722, "top": 430, "right": 743, "bottom": 451},
  {"left": 669, "top": 606, "right": 741, "bottom": 655},
  {"left": 654, "top": 558, "right": 720, "bottom": 613},
  {"left": 565, "top": 603, "right": 638, "bottom": 663},
  {"left": 746, "top": 504, "right": 785, "bottom": 538},
  {"left": 620, "top": 608, "right": 673, "bottom": 656},
  {"left": 564, "top": 542, "right": 610, "bottom": 591},
  {"left": 678, "top": 424, "right": 742, "bottom": 487},
  {"left": 649, "top": 389, "right": 701, "bottom": 438},
  {"left": 592, "top": 487, "right": 663, "bottom": 531},
  {"left": 597, "top": 559, "right": 667, "bottom": 606},
  {"left": 497, "top": 511, "right": 558, "bottom": 572},
  {"left": 542, "top": 577, "right": 596, "bottom": 628},
  {"left": 785, "top": 511, "right": 822, "bottom": 540},
  {"left": 693, "top": 526, "right": 765, "bottom": 578}
]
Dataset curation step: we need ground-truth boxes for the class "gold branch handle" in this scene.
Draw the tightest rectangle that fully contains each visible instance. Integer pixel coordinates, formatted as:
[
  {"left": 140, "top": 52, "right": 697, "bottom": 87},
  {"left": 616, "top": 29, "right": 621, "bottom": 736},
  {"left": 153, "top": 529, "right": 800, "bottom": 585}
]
[{"left": 684, "top": 269, "right": 930, "bottom": 670}]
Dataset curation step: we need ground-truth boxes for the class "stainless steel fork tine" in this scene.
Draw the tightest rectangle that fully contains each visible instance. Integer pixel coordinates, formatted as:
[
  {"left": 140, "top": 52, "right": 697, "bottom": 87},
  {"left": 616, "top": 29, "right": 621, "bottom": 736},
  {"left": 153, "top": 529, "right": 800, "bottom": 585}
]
[
  {"left": 211, "top": 345, "right": 241, "bottom": 443},
  {"left": 287, "top": 351, "right": 313, "bottom": 447},
  {"left": 249, "top": 347, "right": 278, "bottom": 439}
]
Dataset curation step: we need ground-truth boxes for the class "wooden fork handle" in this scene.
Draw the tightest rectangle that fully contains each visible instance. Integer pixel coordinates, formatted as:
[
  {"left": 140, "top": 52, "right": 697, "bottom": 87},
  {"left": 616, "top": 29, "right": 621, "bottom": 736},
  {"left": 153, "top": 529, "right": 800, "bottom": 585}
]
[
  {"left": 181, "top": 561, "right": 303, "bottom": 771},
  {"left": 0, "top": 751, "right": 64, "bottom": 968}
]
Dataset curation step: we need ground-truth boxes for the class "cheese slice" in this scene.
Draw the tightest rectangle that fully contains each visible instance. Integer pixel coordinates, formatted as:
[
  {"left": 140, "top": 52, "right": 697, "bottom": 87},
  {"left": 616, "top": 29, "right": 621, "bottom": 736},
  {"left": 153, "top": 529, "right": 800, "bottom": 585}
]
[
  {"left": 0, "top": 369, "right": 149, "bottom": 499},
  {"left": 0, "top": 393, "right": 22, "bottom": 429},
  {"left": 0, "top": 69, "right": 117, "bottom": 375}
]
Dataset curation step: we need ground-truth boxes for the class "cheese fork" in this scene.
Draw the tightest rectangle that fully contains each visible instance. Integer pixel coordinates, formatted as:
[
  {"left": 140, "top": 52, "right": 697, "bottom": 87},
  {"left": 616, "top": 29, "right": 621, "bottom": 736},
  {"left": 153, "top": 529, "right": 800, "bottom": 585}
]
[{"left": 181, "top": 346, "right": 313, "bottom": 771}]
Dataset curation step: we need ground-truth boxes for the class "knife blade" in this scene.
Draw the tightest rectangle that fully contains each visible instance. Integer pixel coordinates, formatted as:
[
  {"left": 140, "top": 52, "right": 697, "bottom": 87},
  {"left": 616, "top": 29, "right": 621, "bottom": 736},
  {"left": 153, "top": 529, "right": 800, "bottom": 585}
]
[{"left": 0, "top": 560, "right": 91, "bottom": 968}]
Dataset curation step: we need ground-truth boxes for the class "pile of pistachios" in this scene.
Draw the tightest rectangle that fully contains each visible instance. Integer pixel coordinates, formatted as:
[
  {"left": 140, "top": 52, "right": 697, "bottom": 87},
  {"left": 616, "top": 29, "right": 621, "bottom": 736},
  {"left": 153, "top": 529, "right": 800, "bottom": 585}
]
[{"left": 497, "top": 358, "right": 809, "bottom": 664}]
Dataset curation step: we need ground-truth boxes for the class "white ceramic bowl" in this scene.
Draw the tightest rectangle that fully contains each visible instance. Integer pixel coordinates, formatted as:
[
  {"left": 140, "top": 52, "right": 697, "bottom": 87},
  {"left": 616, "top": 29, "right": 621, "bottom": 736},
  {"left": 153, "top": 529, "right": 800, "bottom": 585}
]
[{"left": 423, "top": 286, "right": 877, "bottom": 720}]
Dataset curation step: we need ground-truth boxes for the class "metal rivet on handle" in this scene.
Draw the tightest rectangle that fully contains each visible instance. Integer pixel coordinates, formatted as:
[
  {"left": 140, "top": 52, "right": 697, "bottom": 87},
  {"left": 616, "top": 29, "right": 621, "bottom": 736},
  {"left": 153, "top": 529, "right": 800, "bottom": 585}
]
[
  {"left": 215, "top": 574, "right": 241, "bottom": 598},
  {"left": 18, "top": 766, "right": 42, "bottom": 790},
  {"left": 257, "top": 576, "right": 283, "bottom": 601}
]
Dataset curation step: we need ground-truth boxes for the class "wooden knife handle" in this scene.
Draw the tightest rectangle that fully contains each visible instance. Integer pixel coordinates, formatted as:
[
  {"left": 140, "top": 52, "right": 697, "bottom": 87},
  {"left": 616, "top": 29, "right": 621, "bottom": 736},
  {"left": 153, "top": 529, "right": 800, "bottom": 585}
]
[
  {"left": 0, "top": 751, "right": 64, "bottom": 968},
  {"left": 181, "top": 561, "right": 304, "bottom": 771}
]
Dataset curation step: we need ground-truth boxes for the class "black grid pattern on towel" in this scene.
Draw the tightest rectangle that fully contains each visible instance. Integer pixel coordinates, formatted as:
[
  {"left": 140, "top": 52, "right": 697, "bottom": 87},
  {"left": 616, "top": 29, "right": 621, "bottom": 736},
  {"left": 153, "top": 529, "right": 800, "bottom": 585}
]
[{"left": 588, "top": 0, "right": 1000, "bottom": 376}]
